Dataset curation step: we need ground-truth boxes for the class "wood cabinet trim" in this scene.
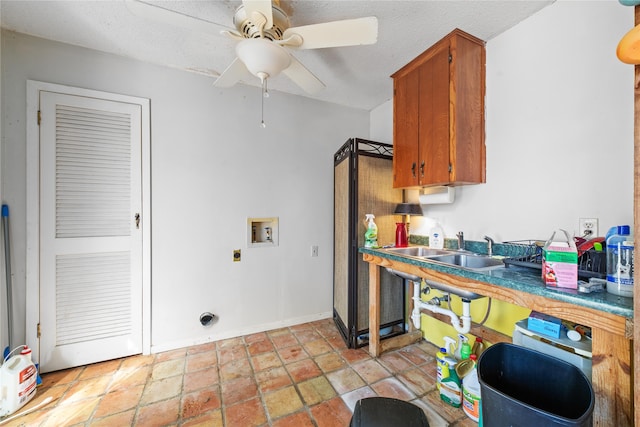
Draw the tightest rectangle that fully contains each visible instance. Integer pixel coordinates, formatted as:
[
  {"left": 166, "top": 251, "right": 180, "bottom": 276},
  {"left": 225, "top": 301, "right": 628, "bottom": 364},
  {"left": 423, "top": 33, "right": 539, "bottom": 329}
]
[{"left": 391, "top": 28, "right": 484, "bottom": 79}]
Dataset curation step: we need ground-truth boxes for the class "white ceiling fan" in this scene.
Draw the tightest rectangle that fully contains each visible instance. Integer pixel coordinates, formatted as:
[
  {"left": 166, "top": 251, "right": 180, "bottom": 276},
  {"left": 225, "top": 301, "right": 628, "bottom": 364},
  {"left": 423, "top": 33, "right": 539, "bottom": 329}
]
[{"left": 126, "top": 0, "right": 379, "bottom": 95}]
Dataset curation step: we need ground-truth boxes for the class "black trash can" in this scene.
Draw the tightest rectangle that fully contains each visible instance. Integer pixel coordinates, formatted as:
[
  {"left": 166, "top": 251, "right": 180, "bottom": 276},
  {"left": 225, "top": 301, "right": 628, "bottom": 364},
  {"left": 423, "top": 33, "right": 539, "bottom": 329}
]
[
  {"left": 477, "top": 343, "right": 594, "bottom": 427},
  {"left": 349, "top": 397, "right": 429, "bottom": 427}
]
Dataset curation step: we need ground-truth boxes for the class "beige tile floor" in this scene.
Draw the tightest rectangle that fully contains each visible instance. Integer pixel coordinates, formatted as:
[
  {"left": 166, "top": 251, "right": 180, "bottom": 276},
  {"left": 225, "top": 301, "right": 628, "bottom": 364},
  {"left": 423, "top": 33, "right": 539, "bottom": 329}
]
[{"left": 5, "top": 319, "right": 476, "bottom": 426}]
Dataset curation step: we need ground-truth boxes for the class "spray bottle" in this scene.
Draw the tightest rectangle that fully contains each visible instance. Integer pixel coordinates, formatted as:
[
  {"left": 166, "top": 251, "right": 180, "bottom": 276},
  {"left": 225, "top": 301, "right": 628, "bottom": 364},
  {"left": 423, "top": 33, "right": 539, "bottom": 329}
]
[
  {"left": 364, "top": 214, "right": 378, "bottom": 248},
  {"left": 0, "top": 345, "right": 37, "bottom": 416},
  {"left": 440, "top": 358, "right": 462, "bottom": 408},
  {"left": 436, "top": 336, "right": 456, "bottom": 390},
  {"left": 454, "top": 334, "right": 470, "bottom": 360}
]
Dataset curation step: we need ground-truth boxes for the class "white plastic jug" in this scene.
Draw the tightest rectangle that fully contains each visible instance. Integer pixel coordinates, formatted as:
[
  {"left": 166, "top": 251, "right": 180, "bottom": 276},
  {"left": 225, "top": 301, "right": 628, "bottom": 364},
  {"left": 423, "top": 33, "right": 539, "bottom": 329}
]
[{"left": 0, "top": 346, "right": 37, "bottom": 416}]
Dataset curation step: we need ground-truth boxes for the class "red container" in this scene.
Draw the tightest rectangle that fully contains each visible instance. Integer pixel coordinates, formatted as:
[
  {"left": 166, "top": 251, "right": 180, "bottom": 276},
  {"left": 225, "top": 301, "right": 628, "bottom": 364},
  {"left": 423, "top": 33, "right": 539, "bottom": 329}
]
[{"left": 395, "top": 223, "right": 408, "bottom": 247}]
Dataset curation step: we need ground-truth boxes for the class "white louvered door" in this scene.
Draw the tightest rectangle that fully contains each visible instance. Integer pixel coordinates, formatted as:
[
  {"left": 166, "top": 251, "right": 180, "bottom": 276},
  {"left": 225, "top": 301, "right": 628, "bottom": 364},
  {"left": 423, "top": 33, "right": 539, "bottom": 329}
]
[{"left": 38, "top": 91, "right": 142, "bottom": 373}]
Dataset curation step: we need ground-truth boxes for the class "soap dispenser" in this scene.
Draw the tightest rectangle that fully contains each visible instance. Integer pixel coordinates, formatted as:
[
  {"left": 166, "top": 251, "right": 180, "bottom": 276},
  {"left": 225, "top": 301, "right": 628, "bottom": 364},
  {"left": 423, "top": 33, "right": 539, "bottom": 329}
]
[{"left": 430, "top": 223, "right": 445, "bottom": 249}]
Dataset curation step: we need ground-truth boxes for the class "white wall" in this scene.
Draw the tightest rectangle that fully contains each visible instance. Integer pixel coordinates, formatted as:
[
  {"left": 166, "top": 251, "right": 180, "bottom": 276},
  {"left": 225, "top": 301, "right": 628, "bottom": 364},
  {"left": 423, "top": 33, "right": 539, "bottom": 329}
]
[
  {"left": 1, "top": 31, "right": 369, "bottom": 352},
  {"left": 371, "top": 0, "right": 634, "bottom": 243}
]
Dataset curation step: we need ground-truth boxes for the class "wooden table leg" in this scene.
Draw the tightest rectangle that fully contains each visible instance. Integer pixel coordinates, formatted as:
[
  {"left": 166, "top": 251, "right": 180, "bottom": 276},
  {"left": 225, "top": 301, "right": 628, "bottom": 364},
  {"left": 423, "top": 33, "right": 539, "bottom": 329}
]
[
  {"left": 368, "top": 263, "right": 381, "bottom": 357},
  {"left": 591, "top": 327, "right": 632, "bottom": 426},
  {"left": 407, "top": 279, "right": 415, "bottom": 333}
]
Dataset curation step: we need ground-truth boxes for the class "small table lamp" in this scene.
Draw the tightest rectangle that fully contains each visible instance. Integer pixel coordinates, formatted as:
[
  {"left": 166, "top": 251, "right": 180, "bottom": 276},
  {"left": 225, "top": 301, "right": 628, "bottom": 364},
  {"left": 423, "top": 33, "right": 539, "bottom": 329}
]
[{"left": 393, "top": 203, "right": 423, "bottom": 247}]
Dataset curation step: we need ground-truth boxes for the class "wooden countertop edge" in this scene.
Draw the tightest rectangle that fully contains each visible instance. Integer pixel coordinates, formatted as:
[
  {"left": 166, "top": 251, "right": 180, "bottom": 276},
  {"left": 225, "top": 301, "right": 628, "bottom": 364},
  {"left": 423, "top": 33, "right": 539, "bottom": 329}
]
[{"left": 363, "top": 253, "right": 629, "bottom": 338}]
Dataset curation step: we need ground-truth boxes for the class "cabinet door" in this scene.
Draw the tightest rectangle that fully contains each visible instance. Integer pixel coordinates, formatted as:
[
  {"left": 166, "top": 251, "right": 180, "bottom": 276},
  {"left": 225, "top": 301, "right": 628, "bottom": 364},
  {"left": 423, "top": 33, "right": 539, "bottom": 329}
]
[
  {"left": 392, "top": 70, "right": 419, "bottom": 188},
  {"left": 418, "top": 43, "right": 451, "bottom": 186}
]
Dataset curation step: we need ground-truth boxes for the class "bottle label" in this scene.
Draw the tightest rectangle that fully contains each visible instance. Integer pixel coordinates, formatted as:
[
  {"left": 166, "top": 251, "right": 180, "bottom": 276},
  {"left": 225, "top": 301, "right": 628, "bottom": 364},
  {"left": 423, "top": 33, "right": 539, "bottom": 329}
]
[
  {"left": 607, "top": 242, "right": 634, "bottom": 285},
  {"left": 436, "top": 357, "right": 446, "bottom": 390},
  {"left": 463, "top": 387, "right": 481, "bottom": 420},
  {"left": 440, "top": 380, "right": 462, "bottom": 407}
]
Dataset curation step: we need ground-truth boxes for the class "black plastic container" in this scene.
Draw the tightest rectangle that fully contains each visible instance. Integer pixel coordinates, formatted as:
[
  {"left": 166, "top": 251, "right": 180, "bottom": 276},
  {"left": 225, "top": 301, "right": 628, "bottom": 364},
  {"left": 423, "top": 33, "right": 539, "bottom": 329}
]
[{"left": 477, "top": 343, "right": 594, "bottom": 427}]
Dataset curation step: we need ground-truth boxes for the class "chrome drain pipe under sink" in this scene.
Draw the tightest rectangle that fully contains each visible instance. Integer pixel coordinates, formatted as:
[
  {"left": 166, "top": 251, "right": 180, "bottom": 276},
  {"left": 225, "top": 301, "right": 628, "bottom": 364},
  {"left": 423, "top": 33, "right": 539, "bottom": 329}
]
[{"left": 410, "top": 280, "right": 472, "bottom": 334}]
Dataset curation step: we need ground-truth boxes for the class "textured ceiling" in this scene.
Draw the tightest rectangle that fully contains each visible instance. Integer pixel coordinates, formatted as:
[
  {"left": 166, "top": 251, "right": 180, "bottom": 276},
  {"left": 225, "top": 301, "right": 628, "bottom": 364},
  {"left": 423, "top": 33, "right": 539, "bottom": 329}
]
[{"left": 1, "top": 0, "right": 554, "bottom": 110}]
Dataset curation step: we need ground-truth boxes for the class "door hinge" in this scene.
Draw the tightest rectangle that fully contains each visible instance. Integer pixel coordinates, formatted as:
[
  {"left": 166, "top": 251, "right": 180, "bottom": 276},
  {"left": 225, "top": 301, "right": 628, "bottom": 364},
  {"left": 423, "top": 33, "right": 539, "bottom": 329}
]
[
  {"left": 449, "top": 54, "right": 452, "bottom": 63},
  {"left": 37, "top": 323, "right": 41, "bottom": 338},
  {"left": 37, "top": 110, "right": 42, "bottom": 125},
  {"left": 448, "top": 164, "right": 452, "bottom": 173}
]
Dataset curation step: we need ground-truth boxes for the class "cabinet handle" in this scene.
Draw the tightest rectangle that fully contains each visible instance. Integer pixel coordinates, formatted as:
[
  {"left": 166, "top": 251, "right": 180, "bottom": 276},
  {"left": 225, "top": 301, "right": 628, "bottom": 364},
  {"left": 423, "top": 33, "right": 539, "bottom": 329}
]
[
  {"left": 420, "top": 161, "right": 425, "bottom": 178},
  {"left": 411, "top": 162, "right": 416, "bottom": 178}
]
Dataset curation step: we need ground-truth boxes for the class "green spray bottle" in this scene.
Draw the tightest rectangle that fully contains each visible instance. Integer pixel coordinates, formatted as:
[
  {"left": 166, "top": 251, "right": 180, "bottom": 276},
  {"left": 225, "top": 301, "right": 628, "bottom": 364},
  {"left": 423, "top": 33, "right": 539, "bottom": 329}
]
[
  {"left": 440, "top": 358, "right": 462, "bottom": 407},
  {"left": 436, "top": 336, "right": 456, "bottom": 391},
  {"left": 364, "top": 214, "right": 378, "bottom": 248}
]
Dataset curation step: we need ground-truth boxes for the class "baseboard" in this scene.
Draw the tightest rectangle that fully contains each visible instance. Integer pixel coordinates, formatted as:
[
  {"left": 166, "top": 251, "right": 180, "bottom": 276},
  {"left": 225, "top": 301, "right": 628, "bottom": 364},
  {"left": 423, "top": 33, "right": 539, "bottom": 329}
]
[{"left": 149, "top": 311, "right": 333, "bottom": 354}]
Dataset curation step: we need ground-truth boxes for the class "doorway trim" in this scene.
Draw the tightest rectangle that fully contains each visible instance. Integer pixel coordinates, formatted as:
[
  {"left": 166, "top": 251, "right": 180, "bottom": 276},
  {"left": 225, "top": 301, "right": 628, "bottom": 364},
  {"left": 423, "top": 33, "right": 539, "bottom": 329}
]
[{"left": 25, "top": 80, "right": 151, "bottom": 362}]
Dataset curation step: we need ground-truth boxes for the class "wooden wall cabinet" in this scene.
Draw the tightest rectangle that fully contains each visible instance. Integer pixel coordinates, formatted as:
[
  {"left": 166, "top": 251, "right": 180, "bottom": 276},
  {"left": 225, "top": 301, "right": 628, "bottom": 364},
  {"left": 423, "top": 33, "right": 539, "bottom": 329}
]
[{"left": 392, "top": 28, "right": 486, "bottom": 188}]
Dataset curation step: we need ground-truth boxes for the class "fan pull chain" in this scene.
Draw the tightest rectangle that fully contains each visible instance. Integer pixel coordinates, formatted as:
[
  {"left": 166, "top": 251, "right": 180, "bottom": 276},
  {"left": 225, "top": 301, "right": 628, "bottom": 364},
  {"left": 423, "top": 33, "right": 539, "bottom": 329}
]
[{"left": 260, "top": 77, "right": 268, "bottom": 128}]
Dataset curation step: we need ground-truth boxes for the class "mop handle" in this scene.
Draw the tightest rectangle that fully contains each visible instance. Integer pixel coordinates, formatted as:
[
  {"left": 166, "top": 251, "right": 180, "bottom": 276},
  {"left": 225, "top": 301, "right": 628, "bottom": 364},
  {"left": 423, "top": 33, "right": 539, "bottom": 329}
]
[{"left": 2, "top": 204, "right": 12, "bottom": 351}]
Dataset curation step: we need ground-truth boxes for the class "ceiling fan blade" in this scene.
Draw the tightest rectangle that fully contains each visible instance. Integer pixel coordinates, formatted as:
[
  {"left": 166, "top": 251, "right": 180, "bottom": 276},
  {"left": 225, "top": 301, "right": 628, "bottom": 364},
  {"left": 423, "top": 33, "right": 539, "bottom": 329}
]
[
  {"left": 242, "top": 0, "right": 273, "bottom": 30},
  {"left": 283, "top": 17, "right": 378, "bottom": 50},
  {"left": 282, "top": 55, "right": 326, "bottom": 95},
  {"left": 213, "top": 58, "right": 252, "bottom": 88},
  {"left": 125, "top": 0, "right": 233, "bottom": 36}
]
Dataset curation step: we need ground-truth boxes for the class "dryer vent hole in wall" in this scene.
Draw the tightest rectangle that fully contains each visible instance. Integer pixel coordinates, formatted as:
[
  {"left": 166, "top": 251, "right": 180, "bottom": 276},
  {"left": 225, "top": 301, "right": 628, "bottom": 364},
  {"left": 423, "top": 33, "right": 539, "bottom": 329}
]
[{"left": 199, "top": 312, "right": 217, "bottom": 326}]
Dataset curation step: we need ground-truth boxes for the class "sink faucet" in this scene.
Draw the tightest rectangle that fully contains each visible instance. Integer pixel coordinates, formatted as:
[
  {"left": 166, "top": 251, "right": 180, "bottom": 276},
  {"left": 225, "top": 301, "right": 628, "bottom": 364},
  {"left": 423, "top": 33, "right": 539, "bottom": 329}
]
[
  {"left": 484, "top": 235, "right": 495, "bottom": 256},
  {"left": 456, "top": 231, "right": 464, "bottom": 251}
]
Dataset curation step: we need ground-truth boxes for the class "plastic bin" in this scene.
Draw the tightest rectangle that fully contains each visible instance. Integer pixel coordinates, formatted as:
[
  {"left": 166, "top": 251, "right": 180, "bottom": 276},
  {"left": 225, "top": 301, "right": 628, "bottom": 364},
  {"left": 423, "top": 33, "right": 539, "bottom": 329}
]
[{"left": 478, "top": 343, "right": 594, "bottom": 427}]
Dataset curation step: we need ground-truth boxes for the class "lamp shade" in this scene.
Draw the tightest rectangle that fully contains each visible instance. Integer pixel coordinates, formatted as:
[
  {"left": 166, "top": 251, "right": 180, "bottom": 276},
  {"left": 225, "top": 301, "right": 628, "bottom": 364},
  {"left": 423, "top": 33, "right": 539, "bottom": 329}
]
[
  {"left": 236, "top": 39, "right": 291, "bottom": 80},
  {"left": 394, "top": 203, "right": 423, "bottom": 216}
]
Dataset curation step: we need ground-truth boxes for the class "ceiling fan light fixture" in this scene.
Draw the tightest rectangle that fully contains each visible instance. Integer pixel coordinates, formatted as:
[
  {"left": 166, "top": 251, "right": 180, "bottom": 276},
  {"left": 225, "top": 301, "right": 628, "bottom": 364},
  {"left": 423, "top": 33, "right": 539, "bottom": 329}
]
[{"left": 236, "top": 39, "right": 291, "bottom": 81}]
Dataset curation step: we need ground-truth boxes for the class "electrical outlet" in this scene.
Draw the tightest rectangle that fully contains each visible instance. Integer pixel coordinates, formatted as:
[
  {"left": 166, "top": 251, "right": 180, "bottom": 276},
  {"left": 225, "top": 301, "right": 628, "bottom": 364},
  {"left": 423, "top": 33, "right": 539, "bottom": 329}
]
[
  {"left": 311, "top": 245, "right": 319, "bottom": 257},
  {"left": 579, "top": 218, "right": 599, "bottom": 238},
  {"left": 233, "top": 249, "right": 241, "bottom": 262}
]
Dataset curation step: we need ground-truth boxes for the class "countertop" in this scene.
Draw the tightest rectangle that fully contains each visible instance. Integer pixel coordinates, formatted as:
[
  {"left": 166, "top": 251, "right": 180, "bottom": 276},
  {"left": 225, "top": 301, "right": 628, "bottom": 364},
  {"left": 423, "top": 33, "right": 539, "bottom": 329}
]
[{"left": 359, "top": 246, "right": 633, "bottom": 319}]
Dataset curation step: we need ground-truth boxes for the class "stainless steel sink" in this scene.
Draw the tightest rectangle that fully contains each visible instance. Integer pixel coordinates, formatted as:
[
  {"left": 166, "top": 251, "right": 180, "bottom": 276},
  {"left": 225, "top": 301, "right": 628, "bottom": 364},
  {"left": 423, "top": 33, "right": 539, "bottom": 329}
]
[
  {"left": 428, "top": 253, "right": 505, "bottom": 271},
  {"left": 385, "top": 247, "right": 452, "bottom": 257},
  {"left": 424, "top": 279, "right": 483, "bottom": 300},
  {"left": 382, "top": 246, "right": 504, "bottom": 271},
  {"left": 381, "top": 246, "right": 502, "bottom": 299},
  {"left": 384, "top": 267, "right": 484, "bottom": 300}
]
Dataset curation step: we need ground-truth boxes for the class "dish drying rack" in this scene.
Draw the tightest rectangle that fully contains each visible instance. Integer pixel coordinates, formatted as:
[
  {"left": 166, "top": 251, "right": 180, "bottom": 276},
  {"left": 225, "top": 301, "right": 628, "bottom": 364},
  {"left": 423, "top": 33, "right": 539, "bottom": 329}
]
[{"left": 502, "top": 240, "right": 607, "bottom": 280}]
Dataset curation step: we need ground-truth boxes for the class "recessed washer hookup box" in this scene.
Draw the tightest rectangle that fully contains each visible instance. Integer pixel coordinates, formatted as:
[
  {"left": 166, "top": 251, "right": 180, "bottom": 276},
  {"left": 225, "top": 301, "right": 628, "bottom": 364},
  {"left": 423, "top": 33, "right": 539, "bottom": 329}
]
[{"left": 527, "top": 311, "right": 561, "bottom": 339}]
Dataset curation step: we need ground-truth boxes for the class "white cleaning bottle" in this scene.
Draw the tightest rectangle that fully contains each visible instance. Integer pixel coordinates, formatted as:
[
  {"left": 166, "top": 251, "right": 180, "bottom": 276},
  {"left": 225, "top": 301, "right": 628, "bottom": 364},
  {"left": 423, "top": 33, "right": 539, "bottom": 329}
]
[
  {"left": 364, "top": 214, "right": 378, "bottom": 248},
  {"left": 430, "top": 223, "right": 445, "bottom": 249},
  {"left": 462, "top": 354, "right": 482, "bottom": 422},
  {"left": 0, "top": 345, "right": 37, "bottom": 416}
]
